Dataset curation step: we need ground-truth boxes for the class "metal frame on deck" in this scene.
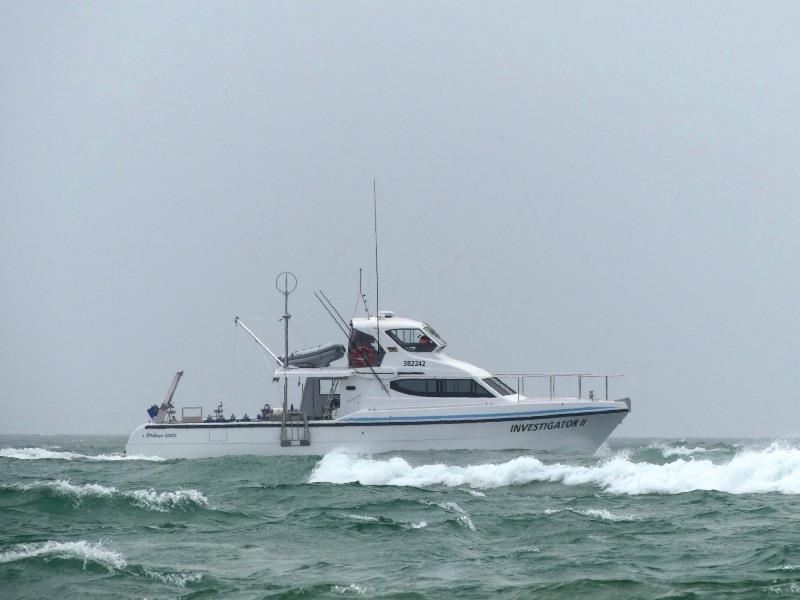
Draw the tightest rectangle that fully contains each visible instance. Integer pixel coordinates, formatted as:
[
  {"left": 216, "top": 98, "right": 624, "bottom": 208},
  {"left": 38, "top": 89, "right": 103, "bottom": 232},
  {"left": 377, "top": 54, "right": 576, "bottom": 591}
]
[{"left": 493, "top": 373, "right": 624, "bottom": 402}]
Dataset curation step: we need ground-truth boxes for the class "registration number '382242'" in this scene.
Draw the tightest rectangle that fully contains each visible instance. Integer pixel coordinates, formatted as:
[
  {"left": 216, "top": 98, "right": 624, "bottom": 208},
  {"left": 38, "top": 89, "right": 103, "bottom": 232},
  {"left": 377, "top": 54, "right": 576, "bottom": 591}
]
[{"left": 403, "top": 360, "right": 426, "bottom": 367}]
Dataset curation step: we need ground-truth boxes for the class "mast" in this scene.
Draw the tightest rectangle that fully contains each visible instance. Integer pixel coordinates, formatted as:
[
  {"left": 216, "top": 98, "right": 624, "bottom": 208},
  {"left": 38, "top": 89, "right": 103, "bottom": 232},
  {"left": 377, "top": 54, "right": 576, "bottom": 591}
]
[{"left": 275, "top": 272, "right": 297, "bottom": 416}]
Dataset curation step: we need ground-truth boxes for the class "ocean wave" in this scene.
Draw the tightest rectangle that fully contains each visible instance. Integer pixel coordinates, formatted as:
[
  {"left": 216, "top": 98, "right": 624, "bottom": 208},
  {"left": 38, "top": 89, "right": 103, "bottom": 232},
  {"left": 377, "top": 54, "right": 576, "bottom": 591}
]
[
  {"left": 3, "top": 480, "right": 118, "bottom": 499},
  {"left": 126, "top": 489, "right": 208, "bottom": 511},
  {"left": 143, "top": 568, "right": 203, "bottom": 587},
  {"left": 648, "top": 443, "right": 708, "bottom": 458},
  {"left": 332, "top": 584, "right": 367, "bottom": 595},
  {"left": 0, "top": 540, "right": 203, "bottom": 585},
  {"left": 0, "top": 540, "right": 126, "bottom": 570},
  {"left": 1, "top": 480, "right": 207, "bottom": 510},
  {"left": 347, "top": 513, "right": 379, "bottom": 522},
  {"left": 544, "top": 508, "right": 636, "bottom": 522},
  {"left": 426, "top": 500, "right": 476, "bottom": 531},
  {"left": 309, "top": 444, "right": 800, "bottom": 495},
  {"left": 0, "top": 447, "right": 165, "bottom": 461},
  {"left": 346, "top": 513, "right": 428, "bottom": 530}
]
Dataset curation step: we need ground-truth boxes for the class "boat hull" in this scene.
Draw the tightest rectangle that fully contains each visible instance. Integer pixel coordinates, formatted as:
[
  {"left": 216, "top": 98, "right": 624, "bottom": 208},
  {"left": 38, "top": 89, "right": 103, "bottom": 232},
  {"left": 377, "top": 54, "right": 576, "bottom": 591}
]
[{"left": 125, "top": 404, "right": 629, "bottom": 458}]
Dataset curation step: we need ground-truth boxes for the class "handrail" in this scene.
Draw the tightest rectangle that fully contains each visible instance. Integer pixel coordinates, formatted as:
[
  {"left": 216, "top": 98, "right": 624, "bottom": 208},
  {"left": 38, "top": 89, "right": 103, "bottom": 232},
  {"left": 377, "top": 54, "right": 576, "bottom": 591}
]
[{"left": 493, "top": 373, "right": 624, "bottom": 402}]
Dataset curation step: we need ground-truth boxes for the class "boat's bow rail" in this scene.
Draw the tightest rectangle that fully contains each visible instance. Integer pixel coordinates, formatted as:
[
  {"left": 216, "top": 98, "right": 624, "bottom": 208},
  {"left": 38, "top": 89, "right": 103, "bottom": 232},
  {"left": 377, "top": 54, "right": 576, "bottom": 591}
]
[{"left": 493, "top": 373, "right": 626, "bottom": 404}]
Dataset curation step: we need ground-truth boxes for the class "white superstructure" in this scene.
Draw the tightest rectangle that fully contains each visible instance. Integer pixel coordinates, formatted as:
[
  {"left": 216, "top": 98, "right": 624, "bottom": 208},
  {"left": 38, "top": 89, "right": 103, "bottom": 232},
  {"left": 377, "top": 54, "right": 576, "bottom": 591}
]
[{"left": 126, "top": 309, "right": 630, "bottom": 458}]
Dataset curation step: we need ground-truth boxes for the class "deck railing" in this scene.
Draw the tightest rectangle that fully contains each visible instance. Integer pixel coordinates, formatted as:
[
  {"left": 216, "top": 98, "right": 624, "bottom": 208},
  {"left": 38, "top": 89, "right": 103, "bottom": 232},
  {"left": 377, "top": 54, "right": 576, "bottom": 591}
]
[{"left": 493, "top": 373, "right": 623, "bottom": 402}]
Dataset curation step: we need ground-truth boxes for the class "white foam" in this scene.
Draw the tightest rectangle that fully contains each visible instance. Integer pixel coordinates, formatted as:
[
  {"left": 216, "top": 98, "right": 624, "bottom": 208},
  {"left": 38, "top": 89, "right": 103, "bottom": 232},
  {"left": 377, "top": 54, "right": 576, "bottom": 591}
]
[
  {"left": 542, "top": 508, "right": 634, "bottom": 521},
  {"left": 310, "top": 444, "right": 800, "bottom": 495},
  {"left": 2, "top": 480, "right": 207, "bottom": 510},
  {"left": 578, "top": 508, "right": 636, "bottom": 522},
  {"left": 144, "top": 568, "right": 203, "bottom": 586},
  {"left": 767, "top": 583, "right": 800, "bottom": 594},
  {"left": 649, "top": 443, "right": 707, "bottom": 458},
  {"left": 125, "top": 489, "right": 208, "bottom": 511},
  {"left": 0, "top": 447, "right": 165, "bottom": 461},
  {"left": 4, "top": 480, "right": 118, "bottom": 499},
  {"left": 332, "top": 584, "right": 366, "bottom": 595},
  {"left": 0, "top": 540, "right": 126, "bottom": 570},
  {"left": 410, "top": 521, "right": 427, "bottom": 529},
  {"left": 429, "top": 500, "right": 476, "bottom": 531},
  {"left": 347, "top": 514, "right": 379, "bottom": 522}
]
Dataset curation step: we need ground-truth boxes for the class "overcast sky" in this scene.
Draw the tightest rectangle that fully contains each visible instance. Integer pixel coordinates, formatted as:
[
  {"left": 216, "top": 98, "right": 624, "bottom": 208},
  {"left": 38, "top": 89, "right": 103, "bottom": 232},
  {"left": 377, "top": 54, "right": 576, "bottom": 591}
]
[{"left": 2, "top": 2, "right": 799, "bottom": 438}]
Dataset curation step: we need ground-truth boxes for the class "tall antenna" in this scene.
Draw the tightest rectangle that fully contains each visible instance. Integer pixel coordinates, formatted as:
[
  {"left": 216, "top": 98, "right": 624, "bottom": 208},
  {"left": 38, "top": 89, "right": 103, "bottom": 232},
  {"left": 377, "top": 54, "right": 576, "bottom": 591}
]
[
  {"left": 359, "top": 268, "right": 369, "bottom": 315},
  {"left": 373, "top": 178, "right": 380, "bottom": 349}
]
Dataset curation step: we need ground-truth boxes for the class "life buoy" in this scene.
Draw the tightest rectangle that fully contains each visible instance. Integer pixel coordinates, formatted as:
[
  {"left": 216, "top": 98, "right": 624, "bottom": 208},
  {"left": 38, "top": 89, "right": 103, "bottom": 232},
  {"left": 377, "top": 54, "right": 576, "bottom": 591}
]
[{"left": 350, "top": 344, "right": 375, "bottom": 367}]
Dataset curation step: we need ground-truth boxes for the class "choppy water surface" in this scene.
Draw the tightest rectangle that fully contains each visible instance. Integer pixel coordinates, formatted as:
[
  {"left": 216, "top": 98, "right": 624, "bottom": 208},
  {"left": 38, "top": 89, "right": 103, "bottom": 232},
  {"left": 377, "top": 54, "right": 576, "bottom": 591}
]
[{"left": 3, "top": 436, "right": 800, "bottom": 598}]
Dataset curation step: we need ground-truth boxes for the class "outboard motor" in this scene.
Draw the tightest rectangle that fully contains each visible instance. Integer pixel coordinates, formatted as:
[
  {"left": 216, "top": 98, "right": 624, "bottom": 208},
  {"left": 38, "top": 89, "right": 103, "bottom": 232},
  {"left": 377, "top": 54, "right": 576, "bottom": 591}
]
[{"left": 146, "top": 404, "right": 159, "bottom": 419}]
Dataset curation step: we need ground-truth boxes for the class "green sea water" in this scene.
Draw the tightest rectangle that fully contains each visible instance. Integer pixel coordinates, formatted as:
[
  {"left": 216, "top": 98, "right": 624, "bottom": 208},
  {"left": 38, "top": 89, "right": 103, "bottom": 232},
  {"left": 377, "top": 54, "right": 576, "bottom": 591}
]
[{"left": 2, "top": 435, "right": 800, "bottom": 599}]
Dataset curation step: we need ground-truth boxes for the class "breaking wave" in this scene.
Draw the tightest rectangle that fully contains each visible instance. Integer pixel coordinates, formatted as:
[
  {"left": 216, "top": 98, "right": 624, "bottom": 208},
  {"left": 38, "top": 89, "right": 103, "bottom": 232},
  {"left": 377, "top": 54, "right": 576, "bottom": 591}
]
[
  {"left": 1, "top": 480, "right": 208, "bottom": 511},
  {"left": 346, "top": 513, "right": 428, "bottom": 530},
  {"left": 0, "top": 447, "right": 165, "bottom": 461},
  {"left": 142, "top": 568, "right": 203, "bottom": 586},
  {"left": 0, "top": 540, "right": 126, "bottom": 570},
  {"left": 309, "top": 444, "right": 800, "bottom": 495},
  {"left": 126, "top": 489, "right": 208, "bottom": 511},
  {"left": 648, "top": 443, "right": 708, "bottom": 458},
  {"left": 0, "top": 540, "right": 203, "bottom": 586},
  {"left": 544, "top": 508, "right": 636, "bottom": 522},
  {"left": 332, "top": 584, "right": 367, "bottom": 595},
  {"left": 421, "top": 500, "right": 476, "bottom": 531}
]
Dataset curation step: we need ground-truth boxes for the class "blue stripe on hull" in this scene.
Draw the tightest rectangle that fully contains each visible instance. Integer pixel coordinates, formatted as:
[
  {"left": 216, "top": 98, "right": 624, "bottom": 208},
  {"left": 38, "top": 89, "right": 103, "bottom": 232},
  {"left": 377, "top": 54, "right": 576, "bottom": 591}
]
[{"left": 340, "top": 405, "right": 620, "bottom": 423}]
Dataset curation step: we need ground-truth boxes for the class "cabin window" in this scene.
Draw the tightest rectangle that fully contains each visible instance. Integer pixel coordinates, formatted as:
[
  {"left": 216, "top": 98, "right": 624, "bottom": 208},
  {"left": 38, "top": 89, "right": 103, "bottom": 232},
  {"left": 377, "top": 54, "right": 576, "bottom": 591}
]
[
  {"left": 386, "top": 329, "right": 438, "bottom": 353},
  {"left": 390, "top": 378, "right": 493, "bottom": 398},
  {"left": 348, "top": 329, "right": 385, "bottom": 367},
  {"left": 483, "top": 377, "right": 516, "bottom": 396}
]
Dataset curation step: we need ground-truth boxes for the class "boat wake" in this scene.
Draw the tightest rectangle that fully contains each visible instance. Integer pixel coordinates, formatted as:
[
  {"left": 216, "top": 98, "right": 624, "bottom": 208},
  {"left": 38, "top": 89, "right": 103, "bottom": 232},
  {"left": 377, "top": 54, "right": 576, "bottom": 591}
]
[
  {"left": 309, "top": 443, "right": 800, "bottom": 495},
  {"left": 1, "top": 480, "right": 208, "bottom": 511},
  {"left": 0, "top": 447, "right": 165, "bottom": 462}
]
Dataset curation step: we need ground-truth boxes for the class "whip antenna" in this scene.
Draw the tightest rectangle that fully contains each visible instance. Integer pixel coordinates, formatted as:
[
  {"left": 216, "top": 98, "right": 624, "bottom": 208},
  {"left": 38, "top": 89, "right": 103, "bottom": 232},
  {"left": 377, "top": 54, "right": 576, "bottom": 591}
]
[
  {"left": 373, "top": 178, "right": 380, "bottom": 349},
  {"left": 359, "top": 268, "right": 369, "bottom": 315}
]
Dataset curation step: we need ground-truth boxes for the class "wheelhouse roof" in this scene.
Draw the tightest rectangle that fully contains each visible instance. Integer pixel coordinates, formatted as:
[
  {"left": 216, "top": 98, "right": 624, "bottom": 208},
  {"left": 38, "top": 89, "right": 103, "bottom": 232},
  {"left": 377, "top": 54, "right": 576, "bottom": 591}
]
[{"left": 351, "top": 315, "right": 429, "bottom": 332}]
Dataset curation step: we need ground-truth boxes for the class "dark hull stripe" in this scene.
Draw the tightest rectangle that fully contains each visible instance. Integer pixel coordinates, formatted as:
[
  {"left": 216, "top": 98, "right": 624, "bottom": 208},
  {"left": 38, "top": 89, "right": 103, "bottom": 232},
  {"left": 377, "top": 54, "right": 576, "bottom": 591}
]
[{"left": 144, "top": 408, "right": 629, "bottom": 430}]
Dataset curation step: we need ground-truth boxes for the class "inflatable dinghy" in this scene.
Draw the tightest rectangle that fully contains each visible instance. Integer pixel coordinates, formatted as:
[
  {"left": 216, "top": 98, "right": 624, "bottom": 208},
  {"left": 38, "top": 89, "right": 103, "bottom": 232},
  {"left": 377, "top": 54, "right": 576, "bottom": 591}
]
[{"left": 281, "top": 343, "right": 345, "bottom": 368}]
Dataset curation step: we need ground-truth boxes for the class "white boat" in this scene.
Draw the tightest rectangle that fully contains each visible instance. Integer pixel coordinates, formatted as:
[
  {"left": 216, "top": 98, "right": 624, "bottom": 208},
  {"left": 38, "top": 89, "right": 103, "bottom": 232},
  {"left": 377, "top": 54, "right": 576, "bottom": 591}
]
[{"left": 126, "top": 286, "right": 631, "bottom": 458}]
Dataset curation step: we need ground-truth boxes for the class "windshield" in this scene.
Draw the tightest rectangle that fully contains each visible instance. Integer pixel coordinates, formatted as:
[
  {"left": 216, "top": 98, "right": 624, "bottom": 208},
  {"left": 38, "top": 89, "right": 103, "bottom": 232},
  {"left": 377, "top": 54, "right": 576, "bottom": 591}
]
[
  {"left": 386, "top": 328, "right": 437, "bottom": 353},
  {"left": 483, "top": 377, "right": 517, "bottom": 396},
  {"left": 422, "top": 323, "right": 445, "bottom": 344}
]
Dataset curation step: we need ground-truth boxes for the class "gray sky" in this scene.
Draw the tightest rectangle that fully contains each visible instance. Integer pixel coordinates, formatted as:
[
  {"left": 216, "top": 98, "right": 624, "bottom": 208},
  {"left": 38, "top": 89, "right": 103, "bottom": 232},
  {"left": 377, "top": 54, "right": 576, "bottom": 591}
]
[{"left": 2, "top": 2, "right": 799, "bottom": 437}]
